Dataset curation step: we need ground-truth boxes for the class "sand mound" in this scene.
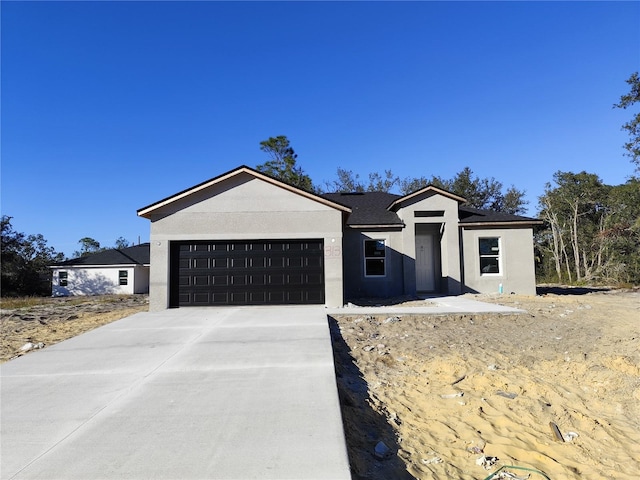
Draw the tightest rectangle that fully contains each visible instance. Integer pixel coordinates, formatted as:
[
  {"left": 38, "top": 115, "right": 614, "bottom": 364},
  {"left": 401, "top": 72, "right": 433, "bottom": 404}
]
[{"left": 332, "top": 289, "right": 640, "bottom": 479}]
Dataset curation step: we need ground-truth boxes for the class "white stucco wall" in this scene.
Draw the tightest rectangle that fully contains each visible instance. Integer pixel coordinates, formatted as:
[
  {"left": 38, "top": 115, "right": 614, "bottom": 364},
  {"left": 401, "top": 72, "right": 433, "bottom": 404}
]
[
  {"left": 133, "top": 265, "right": 150, "bottom": 294},
  {"left": 461, "top": 226, "right": 537, "bottom": 295},
  {"left": 51, "top": 266, "right": 149, "bottom": 296},
  {"left": 145, "top": 173, "right": 345, "bottom": 310}
]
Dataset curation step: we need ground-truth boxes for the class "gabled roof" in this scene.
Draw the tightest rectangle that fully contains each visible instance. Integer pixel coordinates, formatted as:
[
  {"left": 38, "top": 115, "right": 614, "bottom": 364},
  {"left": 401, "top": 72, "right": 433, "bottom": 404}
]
[
  {"left": 137, "top": 165, "right": 351, "bottom": 218},
  {"left": 321, "top": 192, "right": 403, "bottom": 227},
  {"left": 52, "top": 243, "right": 150, "bottom": 267},
  {"left": 323, "top": 186, "right": 468, "bottom": 227},
  {"left": 459, "top": 206, "right": 543, "bottom": 226},
  {"left": 388, "top": 185, "right": 466, "bottom": 210}
]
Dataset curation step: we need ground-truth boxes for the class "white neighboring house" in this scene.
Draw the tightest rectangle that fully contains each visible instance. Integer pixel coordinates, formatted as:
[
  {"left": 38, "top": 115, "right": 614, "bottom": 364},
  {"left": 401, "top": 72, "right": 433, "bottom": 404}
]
[{"left": 50, "top": 243, "right": 150, "bottom": 296}]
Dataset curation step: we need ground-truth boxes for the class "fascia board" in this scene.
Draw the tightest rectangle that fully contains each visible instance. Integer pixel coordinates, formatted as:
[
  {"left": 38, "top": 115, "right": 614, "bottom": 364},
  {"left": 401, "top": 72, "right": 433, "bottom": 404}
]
[
  {"left": 348, "top": 224, "right": 405, "bottom": 229},
  {"left": 50, "top": 264, "right": 142, "bottom": 269},
  {"left": 460, "top": 221, "right": 544, "bottom": 227}
]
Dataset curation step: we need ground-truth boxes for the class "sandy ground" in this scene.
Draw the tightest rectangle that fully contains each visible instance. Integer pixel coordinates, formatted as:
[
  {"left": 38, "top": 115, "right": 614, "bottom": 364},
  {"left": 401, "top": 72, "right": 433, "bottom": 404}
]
[
  {"left": 0, "top": 295, "right": 148, "bottom": 362},
  {"left": 331, "top": 287, "right": 640, "bottom": 480}
]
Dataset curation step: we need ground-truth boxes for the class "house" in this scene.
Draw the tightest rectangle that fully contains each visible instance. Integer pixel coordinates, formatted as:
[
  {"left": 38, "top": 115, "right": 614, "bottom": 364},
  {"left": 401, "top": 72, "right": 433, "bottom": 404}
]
[
  {"left": 50, "top": 244, "right": 150, "bottom": 296},
  {"left": 137, "top": 166, "right": 541, "bottom": 311}
]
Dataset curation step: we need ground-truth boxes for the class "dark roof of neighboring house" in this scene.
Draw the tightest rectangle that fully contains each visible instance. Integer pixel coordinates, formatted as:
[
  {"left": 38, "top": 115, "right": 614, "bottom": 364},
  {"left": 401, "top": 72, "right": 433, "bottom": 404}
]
[
  {"left": 321, "top": 192, "right": 541, "bottom": 226},
  {"left": 53, "top": 243, "right": 151, "bottom": 267},
  {"left": 321, "top": 192, "right": 403, "bottom": 226}
]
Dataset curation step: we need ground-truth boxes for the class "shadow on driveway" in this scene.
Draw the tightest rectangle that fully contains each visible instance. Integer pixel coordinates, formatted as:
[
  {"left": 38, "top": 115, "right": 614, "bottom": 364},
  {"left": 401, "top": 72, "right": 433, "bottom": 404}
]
[{"left": 328, "top": 316, "right": 417, "bottom": 480}]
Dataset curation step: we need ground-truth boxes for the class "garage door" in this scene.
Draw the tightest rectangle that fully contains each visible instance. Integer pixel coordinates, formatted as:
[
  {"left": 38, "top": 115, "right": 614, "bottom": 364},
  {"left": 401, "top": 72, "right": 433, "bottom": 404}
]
[{"left": 170, "top": 240, "right": 325, "bottom": 306}]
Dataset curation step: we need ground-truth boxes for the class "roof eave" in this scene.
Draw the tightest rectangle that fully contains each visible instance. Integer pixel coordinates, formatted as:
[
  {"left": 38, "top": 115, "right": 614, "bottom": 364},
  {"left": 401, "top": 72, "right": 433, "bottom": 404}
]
[
  {"left": 459, "top": 220, "right": 544, "bottom": 227},
  {"left": 49, "top": 263, "right": 148, "bottom": 268},
  {"left": 347, "top": 223, "right": 405, "bottom": 229}
]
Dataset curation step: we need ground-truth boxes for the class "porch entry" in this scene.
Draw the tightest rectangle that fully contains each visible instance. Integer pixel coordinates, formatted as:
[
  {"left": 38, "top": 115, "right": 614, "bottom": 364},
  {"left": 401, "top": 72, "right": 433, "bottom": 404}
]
[{"left": 415, "top": 224, "right": 441, "bottom": 292}]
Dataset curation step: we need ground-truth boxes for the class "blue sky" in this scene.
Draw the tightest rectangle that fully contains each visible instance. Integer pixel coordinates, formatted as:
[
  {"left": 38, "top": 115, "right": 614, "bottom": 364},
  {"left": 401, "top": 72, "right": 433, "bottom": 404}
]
[{"left": 2, "top": 1, "right": 639, "bottom": 257}]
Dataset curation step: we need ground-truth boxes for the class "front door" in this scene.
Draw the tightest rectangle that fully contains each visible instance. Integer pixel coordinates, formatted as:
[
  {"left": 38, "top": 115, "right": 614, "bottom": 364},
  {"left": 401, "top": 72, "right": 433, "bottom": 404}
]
[{"left": 415, "top": 234, "right": 436, "bottom": 292}]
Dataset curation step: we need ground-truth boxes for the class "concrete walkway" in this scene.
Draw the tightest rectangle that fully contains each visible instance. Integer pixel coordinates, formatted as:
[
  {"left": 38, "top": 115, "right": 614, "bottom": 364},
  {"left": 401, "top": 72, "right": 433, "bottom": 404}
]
[
  {"left": 326, "top": 294, "right": 525, "bottom": 316},
  {"left": 1, "top": 307, "right": 351, "bottom": 480}
]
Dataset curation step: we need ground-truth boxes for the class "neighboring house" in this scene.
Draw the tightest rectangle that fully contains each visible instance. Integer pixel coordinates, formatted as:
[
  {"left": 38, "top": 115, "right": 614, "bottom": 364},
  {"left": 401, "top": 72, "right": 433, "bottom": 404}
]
[
  {"left": 137, "top": 166, "right": 542, "bottom": 310},
  {"left": 50, "top": 244, "right": 150, "bottom": 296}
]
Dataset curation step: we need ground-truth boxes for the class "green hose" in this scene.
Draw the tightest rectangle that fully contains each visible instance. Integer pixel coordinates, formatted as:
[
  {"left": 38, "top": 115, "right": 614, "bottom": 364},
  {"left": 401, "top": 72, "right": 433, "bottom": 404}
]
[{"left": 483, "top": 465, "right": 551, "bottom": 480}]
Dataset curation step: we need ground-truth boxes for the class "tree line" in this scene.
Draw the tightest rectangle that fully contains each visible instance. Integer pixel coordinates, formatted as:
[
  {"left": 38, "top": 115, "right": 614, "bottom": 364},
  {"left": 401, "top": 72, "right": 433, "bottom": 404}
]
[
  {"left": 1, "top": 216, "right": 65, "bottom": 297},
  {"left": 73, "top": 236, "right": 132, "bottom": 258},
  {"left": 537, "top": 173, "right": 639, "bottom": 285},
  {"left": 257, "top": 136, "right": 529, "bottom": 214}
]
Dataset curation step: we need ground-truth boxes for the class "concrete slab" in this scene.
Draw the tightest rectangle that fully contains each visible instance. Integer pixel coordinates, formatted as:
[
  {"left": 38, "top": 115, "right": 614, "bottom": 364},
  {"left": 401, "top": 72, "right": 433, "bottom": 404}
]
[
  {"left": 1, "top": 306, "right": 350, "bottom": 480},
  {"left": 326, "top": 295, "right": 526, "bottom": 315}
]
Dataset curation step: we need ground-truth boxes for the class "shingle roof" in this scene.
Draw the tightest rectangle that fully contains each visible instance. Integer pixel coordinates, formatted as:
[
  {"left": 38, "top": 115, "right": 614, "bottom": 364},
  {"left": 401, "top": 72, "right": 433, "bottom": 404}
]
[
  {"left": 321, "top": 192, "right": 403, "bottom": 226},
  {"left": 321, "top": 192, "right": 541, "bottom": 227},
  {"left": 53, "top": 243, "right": 150, "bottom": 267},
  {"left": 458, "top": 206, "right": 542, "bottom": 225}
]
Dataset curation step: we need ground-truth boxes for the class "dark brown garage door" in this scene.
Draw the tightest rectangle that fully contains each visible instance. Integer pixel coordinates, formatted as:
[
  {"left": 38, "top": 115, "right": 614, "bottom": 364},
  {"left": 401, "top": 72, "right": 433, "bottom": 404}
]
[{"left": 170, "top": 240, "right": 325, "bottom": 306}]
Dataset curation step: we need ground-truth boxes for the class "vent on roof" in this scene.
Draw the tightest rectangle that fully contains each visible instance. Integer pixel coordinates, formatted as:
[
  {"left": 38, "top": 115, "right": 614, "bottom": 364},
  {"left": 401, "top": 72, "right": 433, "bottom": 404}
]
[
  {"left": 340, "top": 192, "right": 365, "bottom": 196},
  {"left": 415, "top": 210, "right": 445, "bottom": 218}
]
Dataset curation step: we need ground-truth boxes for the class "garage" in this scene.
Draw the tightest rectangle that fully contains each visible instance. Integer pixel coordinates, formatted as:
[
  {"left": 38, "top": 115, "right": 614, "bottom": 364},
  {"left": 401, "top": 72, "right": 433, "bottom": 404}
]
[
  {"left": 170, "top": 240, "right": 325, "bottom": 306},
  {"left": 138, "top": 166, "right": 349, "bottom": 310}
]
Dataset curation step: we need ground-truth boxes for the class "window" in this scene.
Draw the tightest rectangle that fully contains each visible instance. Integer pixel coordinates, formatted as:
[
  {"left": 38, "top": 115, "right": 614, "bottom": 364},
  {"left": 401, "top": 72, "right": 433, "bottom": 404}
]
[
  {"left": 58, "top": 271, "right": 68, "bottom": 287},
  {"left": 479, "top": 237, "right": 500, "bottom": 274},
  {"left": 119, "top": 270, "right": 128, "bottom": 286},
  {"left": 364, "top": 239, "right": 386, "bottom": 276}
]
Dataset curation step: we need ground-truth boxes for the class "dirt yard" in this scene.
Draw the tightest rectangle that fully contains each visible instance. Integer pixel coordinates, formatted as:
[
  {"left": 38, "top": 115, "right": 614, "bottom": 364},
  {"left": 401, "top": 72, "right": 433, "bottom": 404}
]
[
  {"left": 0, "top": 295, "right": 148, "bottom": 362},
  {"left": 331, "top": 287, "right": 640, "bottom": 480}
]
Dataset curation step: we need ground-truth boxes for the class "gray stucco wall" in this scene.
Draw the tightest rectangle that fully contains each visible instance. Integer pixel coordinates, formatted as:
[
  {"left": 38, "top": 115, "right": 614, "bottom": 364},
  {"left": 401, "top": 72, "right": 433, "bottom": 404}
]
[
  {"left": 145, "top": 173, "right": 345, "bottom": 310},
  {"left": 461, "top": 226, "right": 537, "bottom": 295},
  {"left": 341, "top": 228, "right": 405, "bottom": 299},
  {"left": 395, "top": 192, "right": 462, "bottom": 295}
]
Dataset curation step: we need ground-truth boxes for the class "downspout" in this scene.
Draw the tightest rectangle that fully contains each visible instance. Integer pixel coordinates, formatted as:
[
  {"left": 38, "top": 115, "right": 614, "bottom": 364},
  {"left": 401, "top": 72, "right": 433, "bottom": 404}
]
[{"left": 458, "top": 224, "right": 465, "bottom": 295}]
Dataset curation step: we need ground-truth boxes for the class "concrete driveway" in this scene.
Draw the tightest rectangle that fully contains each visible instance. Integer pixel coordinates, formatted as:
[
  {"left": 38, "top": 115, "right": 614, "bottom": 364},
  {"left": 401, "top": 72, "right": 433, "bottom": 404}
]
[{"left": 1, "top": 307, "right": 351, "bottom": 480}]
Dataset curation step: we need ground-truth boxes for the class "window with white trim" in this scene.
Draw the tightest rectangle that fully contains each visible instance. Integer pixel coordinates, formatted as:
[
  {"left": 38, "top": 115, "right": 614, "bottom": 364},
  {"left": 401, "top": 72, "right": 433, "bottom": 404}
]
[
  {"left": 479, "top": 237, "right": 501, "bottom": 274},
  {"left": 364, "top": 239, "right": 386, "bottom": 276},
  {"left": 119, "top": 270, "right": 128, "bottom": 286},
  {"left": 58, "top": 271, "right": 68, "bottom": 286}
]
